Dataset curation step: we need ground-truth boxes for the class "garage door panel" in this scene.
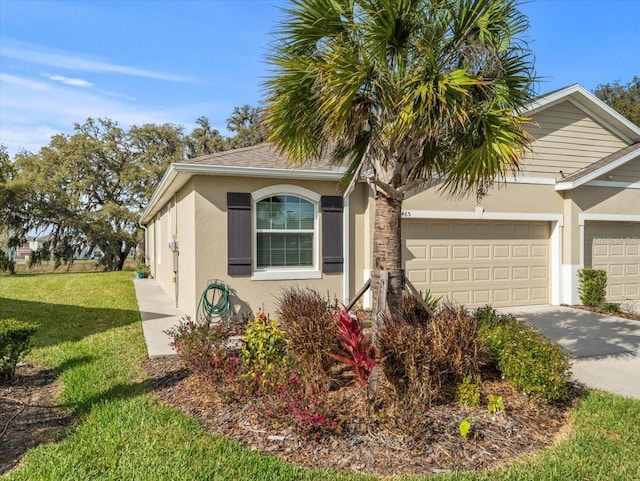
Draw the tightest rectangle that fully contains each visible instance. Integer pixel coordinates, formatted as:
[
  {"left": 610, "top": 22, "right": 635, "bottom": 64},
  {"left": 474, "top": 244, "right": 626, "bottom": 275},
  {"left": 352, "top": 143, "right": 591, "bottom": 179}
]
[
  {"left": 585, "top": 222, "right": 640, "bottom": 302},
  {"left": 403, "top": 220, "right": 550, "bottom": 307}
]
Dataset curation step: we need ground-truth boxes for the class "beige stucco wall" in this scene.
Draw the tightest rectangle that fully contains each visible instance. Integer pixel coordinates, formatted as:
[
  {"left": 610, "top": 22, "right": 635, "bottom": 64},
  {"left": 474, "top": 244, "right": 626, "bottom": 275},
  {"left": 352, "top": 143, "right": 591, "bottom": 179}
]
[
  {"left": 181, "top": 175, "right": 368, "bottom": 318},
  {"left": 403, "top": 181, "right": 563, "bottom": 214}
]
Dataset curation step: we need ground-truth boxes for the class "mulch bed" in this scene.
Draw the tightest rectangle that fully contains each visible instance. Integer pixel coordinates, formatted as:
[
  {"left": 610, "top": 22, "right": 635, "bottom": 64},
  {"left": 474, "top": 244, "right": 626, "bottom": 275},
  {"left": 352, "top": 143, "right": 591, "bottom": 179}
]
[
  {"left": 565, "top": 304, "right": 640, "bottom": 322},
  {"left": 144, "top": 357, "right": 578, "bottom": 477},
  {"left": 0, "top": 359, "right": 579, "bottom": 477},
  {"left": 0, "top": 364, "right": 73, "bottom": 474}
]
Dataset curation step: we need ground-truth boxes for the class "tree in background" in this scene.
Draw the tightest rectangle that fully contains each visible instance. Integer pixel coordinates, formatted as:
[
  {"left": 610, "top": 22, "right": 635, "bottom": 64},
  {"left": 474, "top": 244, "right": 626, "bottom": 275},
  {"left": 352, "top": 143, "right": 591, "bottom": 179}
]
[
  {"left": 1, "top": 104, "right": 266, "bottom": 270},
  {"left": 225, "top": 105, "right": 265, "bottom": 149},
  {"left": 265, "top": 0, "right": 536, "bottom": 318},
  {"left": 186, "top": 116, "right": 226, "bottom": 158},
  {"left": 3, "top": 119, "right": 186, "bottom": 270},
  {"left": 594, "top": 76, "right": 640, "bottom": 126}
]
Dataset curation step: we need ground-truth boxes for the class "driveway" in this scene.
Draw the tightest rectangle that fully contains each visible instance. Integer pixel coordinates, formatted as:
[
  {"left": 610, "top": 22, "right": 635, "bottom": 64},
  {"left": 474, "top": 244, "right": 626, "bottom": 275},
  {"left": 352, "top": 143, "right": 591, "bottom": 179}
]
[{"left": 499, "top": 305, "right": 640, "bottom": 399}]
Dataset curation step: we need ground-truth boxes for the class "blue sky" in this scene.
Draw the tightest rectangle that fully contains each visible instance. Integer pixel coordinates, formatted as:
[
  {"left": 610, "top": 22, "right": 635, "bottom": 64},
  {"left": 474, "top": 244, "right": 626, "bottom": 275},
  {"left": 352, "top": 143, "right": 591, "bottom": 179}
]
[{"left": 1, "top": 0, "right": 639, "bottom": 156}]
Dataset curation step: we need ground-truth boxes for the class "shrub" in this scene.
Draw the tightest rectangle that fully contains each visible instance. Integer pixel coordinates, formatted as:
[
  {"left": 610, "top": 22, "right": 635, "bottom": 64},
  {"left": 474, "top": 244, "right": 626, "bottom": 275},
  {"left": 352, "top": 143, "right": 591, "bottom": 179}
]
[
  {"left": 165, "top": 316, "right": 233, "bottom": 375},
  {"left": 241, "top": 311, "right": 288, "bottom": 385},
  {"left": 1, "top": 318, "right": 38, "bottom": 379},
  {"left": 456, "top": 375, "right": 481, "bottom": 407},
  {"left": 475, "top": 307, "right": 571, "bottom": 401},
  {"left": 379, "top": 304, "right": 483, "bottom": 408},
  {"left": 578, "top": 268, "right": 607, "bottom": 306},
  {"left": 602, "top": 302, "right": 621, "bottom": 314},
  {"left": 251, "top": 372, "right": 337, "bottom": 440},
  {"left": 0, "top": 250, "right": 16, "bottom": 274},
  {"left": 275, "top": 288, "right": 337, "bottom": 383},
  {"left": 330, "top": 307, "right": 381, "bottom": 391}
]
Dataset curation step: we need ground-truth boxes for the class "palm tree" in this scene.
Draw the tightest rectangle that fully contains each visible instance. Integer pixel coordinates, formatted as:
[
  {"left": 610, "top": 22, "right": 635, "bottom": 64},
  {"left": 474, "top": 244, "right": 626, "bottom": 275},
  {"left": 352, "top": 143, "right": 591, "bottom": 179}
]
[{"left": 265, "top": 0, "right": 536, "bottom": 318}]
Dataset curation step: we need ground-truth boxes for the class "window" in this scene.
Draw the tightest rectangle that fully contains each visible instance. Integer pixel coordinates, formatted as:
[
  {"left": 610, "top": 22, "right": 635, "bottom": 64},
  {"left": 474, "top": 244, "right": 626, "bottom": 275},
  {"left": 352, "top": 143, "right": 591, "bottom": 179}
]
[{"left": 256, "top": 195, "right": 315, "bottom": 268}]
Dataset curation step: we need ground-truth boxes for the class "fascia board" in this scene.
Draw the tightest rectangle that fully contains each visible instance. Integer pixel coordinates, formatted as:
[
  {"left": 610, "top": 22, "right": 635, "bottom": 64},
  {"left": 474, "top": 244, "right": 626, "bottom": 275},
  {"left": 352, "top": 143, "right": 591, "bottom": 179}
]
[
  {"left": 140, "top": 163, "right": 347, "bottom": 225},
  {"left": 555, "top": 146, "right": 640, "bottom": 191}
]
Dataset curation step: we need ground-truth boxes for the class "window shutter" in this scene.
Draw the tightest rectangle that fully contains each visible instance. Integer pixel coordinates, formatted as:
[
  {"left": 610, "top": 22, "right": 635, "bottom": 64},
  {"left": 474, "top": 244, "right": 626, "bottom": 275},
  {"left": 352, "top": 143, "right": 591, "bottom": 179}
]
[
  {"left": 321, "top": 196, "right": 343, "bottom": 273},
  {"left": 227, "top": 192, "right": 252, "bottom": 275}
]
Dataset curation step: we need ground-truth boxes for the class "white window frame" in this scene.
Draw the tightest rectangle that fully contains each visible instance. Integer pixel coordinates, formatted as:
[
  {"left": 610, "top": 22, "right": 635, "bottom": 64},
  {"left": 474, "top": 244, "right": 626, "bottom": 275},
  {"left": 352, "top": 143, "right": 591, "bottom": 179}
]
[{"left": 251, "top": 185, "right": 321, "bottom": 280}]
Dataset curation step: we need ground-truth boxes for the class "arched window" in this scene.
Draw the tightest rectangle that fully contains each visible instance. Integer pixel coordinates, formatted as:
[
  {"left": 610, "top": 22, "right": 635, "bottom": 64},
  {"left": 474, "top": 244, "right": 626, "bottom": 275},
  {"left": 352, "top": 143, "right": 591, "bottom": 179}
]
[{"left": 256, "top": 195, "right": 315, "bottom": 268}]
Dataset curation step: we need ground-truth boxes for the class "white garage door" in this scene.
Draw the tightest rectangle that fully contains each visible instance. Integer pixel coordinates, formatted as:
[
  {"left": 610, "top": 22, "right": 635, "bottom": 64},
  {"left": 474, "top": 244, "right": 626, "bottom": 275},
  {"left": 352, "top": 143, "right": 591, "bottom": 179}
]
[
  {"left": 404, "top": 220, "right": 550, "bottom": 307},
  {"left": 584, "top": 222, "right": 640, "bottom": 300}
]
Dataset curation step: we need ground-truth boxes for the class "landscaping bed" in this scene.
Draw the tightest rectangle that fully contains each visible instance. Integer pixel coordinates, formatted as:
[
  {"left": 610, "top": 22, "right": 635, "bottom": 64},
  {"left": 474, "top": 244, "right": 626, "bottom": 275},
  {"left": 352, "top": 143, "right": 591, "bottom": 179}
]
[
  {"left": 0, "top": 363, "right": 72, "bottom": 474},
  {"left": 144, "top": 356, "right": 576, "bottom": 476}
]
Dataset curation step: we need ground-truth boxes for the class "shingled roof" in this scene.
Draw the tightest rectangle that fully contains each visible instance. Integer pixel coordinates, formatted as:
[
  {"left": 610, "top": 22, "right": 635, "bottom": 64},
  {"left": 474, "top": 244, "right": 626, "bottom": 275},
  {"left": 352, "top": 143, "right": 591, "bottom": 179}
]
[
  {"left": 184, "top": 143, "right": 337, "bottom": 172},
  {"left": 556, "top": 142, "right": 640, "bottom": 190}
]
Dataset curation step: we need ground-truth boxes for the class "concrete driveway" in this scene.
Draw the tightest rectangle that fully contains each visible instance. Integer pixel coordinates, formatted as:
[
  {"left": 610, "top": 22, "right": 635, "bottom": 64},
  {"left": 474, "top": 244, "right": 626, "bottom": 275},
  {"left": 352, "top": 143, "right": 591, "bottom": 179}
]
[{"left": 500, "top": 305, "right": 640, "bottom": 399}]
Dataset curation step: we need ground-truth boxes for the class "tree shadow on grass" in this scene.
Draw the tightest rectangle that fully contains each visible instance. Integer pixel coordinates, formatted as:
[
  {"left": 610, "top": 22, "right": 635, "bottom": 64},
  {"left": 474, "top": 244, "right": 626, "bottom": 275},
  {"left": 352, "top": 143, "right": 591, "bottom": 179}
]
[
  {"left": 63, "top": 363, "right": 189, "bottom": 416},
  {"left": 0, "top": 298, "right": 140, "bottom": 350},
  {"left": 0, "top": 355, "right": 96, "bottom": 474}
]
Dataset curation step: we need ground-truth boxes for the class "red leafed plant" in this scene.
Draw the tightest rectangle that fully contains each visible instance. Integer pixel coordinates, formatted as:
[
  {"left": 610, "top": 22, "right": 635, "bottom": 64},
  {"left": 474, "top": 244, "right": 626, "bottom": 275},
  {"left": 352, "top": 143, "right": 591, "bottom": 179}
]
[{"left": 329, "top": 307, "right": 381, "bottom": 389}]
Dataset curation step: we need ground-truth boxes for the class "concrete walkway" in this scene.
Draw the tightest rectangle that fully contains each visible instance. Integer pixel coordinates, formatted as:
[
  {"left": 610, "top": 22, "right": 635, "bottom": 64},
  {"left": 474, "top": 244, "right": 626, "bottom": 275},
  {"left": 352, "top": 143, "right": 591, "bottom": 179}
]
[
  {"left": 134, "top": 278, "right": 183, "bottom": 358},
  {"left": 501, "top": 305, "right": 640, "bottom": 399}
]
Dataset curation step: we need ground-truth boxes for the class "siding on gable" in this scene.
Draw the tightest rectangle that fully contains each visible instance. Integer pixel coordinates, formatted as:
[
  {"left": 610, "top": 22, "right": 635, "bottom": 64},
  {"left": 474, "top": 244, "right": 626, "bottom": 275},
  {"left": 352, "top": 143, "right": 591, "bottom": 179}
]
[
  {"left": 595, "top": 155, "right": 640, "bottom": 183},
  {"left": 522, "top": 100, "right": 628, "bottom": 179}
]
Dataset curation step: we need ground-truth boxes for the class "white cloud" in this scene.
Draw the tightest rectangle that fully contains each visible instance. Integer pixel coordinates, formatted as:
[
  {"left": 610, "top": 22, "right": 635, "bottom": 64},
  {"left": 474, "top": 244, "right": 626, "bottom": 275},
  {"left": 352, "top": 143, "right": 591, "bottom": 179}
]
[
  {"left": 0, "top": 73, "right": 50, "bottom": 91},
  {"left": 2, "top": 41, "right": 194, "bottom": 83},
  {"left": 42, "top": 73, "right": 94, "bottom": 88},
  {"left": 0, "top": 72, "right": 193, "bottom": 155}
]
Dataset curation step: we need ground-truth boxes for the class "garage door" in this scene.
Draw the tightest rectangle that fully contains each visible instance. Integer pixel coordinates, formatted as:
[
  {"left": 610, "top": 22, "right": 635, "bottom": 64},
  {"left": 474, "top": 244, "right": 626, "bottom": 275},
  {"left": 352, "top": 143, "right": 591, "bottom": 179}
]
[
  {"left": 584, "top": 222, "right": 640, "bottom": 300},
  {"left": 404, "top": 220, "right": 550, "bottom": 307}
]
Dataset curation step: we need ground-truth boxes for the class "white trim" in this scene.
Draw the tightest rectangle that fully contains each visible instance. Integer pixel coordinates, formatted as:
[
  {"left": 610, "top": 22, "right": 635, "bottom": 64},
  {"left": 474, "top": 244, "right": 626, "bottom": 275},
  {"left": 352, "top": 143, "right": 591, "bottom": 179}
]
[
  {"left": 561, "top": 264, "right": 581, "bottom": 305},
  {"left": 402, "top": 209, "right": 563, "bottom": 225},
  {"left": 174, "top": 162, "right": 346, "bottom": 180},
  {"left": 250, "top": 185, "right": 321, "bottom": 281},
  {"left": 585, "top": 180, "right": 640, "bottom": 189},
  {"left": 550, "top": 222, "right": 563, "bottom": 305},
  {"left": 251, "top": 270, "right": 322, "bottom": 281},
  {"left": 251, "top": 184, "right": 321, "bottom": 203},
  {"left": 556, "top": 147, "right": 640, "bottom": 190},
  {"left": 578, "top": 213, "right": 640, "bottom": 226}
]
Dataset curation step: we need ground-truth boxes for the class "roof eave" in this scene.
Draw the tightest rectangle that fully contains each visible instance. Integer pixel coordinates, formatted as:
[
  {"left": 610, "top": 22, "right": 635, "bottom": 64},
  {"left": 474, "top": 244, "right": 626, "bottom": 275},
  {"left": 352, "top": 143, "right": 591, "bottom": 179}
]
[
  {"left": 555, "top": 146, "right": 640, "bottom": 191},
  {"left": 140, "top": 163, "right": 347, "bottom": 225}
]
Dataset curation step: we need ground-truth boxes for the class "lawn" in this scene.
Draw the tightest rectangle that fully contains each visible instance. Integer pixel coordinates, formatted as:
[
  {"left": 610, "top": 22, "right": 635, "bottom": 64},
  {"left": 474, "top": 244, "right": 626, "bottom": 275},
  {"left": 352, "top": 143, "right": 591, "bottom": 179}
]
[{"left": 1, "top": 271, "right": 639, "bottom": 480}]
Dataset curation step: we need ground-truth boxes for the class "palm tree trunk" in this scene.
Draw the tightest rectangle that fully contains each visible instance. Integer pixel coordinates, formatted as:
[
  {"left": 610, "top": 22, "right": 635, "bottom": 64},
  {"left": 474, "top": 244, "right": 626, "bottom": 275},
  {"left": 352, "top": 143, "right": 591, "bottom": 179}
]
[{"left": 371, "top": 193, "right": 403, "bottom": 319}]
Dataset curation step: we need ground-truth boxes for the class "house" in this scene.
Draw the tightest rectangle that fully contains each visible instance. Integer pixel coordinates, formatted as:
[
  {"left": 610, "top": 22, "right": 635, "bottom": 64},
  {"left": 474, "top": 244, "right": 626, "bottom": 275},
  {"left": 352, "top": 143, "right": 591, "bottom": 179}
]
[{"left": 140, "top": 84, "right": 640, "bottom": 319}]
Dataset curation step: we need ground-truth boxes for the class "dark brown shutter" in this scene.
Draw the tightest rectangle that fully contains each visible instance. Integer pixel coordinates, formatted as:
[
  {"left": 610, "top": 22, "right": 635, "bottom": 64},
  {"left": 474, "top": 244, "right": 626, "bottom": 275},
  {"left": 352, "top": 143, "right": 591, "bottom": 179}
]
[
  {"left": 227, "top": 192, "right": 251, "bottom": 275},
  {"left": 321, "top": 196, "right": 343, "bottom": 273}
]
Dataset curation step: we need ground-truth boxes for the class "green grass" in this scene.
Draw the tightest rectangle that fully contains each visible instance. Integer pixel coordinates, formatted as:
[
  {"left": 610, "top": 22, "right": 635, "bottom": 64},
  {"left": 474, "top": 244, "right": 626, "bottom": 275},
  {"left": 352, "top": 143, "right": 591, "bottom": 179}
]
[{"left": 1, "top": 272, "right": 639, "bottom": 480}]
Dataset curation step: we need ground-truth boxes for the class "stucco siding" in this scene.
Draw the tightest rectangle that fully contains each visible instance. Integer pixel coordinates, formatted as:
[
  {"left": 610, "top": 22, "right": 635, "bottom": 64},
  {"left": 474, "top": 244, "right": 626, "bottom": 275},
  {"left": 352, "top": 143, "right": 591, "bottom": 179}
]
[
  {"left": 403, "top": 182, "right": 563, "bottom": 215},
  {"left": 174, "top": 180, "right": 197, "bottom": 317},
  {"left": 191, "top": 176, "right": 349, "bottom": 317},
  {"left": 523, "top": 100, "right": 628, "bottom": 178},
  {"left": 573, "top": 187, "right": 640, "bottom": 216}
]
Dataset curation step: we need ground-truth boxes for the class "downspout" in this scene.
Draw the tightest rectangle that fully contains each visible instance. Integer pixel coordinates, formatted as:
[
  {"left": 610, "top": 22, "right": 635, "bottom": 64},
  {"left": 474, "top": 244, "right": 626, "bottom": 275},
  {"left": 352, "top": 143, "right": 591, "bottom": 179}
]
[{"left": 173, "top": 193, "right": 179, "bottom": 309}]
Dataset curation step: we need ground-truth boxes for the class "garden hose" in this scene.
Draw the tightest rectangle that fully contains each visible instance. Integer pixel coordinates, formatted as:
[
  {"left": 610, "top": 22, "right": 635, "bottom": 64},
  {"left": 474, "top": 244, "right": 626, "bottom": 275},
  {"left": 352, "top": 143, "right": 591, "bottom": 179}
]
[{"left": 197, "top": 281, "right": 231, "bottom": 323}]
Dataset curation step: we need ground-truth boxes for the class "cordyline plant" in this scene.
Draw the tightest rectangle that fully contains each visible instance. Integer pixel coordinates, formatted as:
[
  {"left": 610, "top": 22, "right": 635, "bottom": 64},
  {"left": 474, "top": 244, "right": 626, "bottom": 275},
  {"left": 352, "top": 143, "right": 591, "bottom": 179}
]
[{"left": 330, "top": 307, "right": 382, "bottom": 389}]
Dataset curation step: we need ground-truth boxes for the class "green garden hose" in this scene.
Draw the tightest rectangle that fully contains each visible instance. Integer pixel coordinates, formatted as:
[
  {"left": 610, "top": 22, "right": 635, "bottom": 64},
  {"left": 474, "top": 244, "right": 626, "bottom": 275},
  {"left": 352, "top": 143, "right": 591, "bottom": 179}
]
[{"left": 197, "top": 281, "right": 231, "bottom": 323}]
